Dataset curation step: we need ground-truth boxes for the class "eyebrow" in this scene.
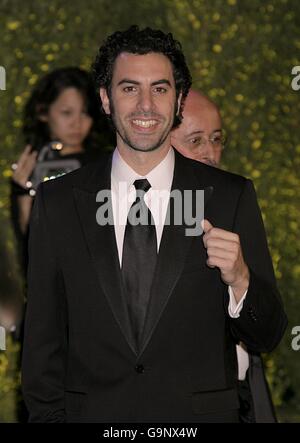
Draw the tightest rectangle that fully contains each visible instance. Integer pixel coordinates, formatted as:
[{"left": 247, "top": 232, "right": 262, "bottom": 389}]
[
  {"left": 186, "top": 129, "right": 222, "bottom": 137},
  {"left": 117, "top": 79, "right": 172, "bottom": 87}
]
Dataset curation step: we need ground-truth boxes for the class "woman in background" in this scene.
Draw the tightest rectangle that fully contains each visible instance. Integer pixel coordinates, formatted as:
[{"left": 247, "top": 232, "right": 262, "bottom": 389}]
[{"left": 11, "top": 66, "right": 114, "bottom": 274}]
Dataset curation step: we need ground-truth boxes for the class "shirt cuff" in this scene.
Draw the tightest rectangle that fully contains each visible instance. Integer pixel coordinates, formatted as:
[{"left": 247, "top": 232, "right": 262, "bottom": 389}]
[{"left": 228, "top": 286, "right": 248, "bottom": 318}]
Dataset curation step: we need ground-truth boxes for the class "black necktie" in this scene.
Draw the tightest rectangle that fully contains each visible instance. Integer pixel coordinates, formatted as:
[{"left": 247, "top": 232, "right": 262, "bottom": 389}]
[{"left": 121, "top": 179, "right": 157, "bottom": 349}]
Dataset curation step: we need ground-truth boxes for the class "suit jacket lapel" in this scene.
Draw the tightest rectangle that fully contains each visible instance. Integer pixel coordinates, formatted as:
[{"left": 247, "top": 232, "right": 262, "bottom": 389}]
[
  {"left": 139, "top": 151, "right": 214, "bottom": 356},
  {"left": 73, "top": 154, "right": 137, "bottom": 356}
]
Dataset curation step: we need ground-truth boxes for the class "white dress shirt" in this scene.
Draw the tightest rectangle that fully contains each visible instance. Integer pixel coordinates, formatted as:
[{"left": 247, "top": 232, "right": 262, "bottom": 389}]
[{"left": 111, "top": 147, "right": 249, "bottom": 380}]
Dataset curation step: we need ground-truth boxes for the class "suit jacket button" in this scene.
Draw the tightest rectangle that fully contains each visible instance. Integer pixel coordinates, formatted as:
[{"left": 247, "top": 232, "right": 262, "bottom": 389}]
[
  {"left": 135, "top": 364, "right": 145, "bottom": 374},
  {"left": 247, "top": 306, "right": 257, "bottom": 322}
]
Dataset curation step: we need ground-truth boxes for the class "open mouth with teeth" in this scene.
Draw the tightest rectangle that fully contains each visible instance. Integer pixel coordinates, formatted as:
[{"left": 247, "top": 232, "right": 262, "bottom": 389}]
[{"left": 131, "top": 119, "right": 159, "bottom": 130}]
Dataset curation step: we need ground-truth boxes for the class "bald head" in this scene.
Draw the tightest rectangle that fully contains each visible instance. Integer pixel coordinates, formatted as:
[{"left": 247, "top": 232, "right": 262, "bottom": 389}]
[{"left": 172, "top": 90, "right": 223, "bottom": 166}]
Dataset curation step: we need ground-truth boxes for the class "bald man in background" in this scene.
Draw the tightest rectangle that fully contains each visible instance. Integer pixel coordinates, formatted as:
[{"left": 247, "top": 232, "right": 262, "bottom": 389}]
[
  {"left": 171, "top": 90, "right": 223, "bottom": 167},
  {"left": 171, "top": 89, "right": 277, "bottom": 423}
]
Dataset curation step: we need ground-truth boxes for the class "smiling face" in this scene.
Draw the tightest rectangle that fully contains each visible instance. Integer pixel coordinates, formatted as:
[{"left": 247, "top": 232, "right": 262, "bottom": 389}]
[
  {"left": 171, "top": 90, "right": 223, "bottom": 167},
  {"left": 41, "top": 87, "right": 93, "bottom": 150},
  {"left": 100, "top": 52, "right": 181, "bottom": 155}
]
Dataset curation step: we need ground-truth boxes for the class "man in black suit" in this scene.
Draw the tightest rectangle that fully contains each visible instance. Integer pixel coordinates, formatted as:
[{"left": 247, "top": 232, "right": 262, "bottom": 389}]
[
  {"left": 22, "top": 26, "right": 287, "bottom": 423},
  {"left": 171, "top": 89, "right": 278, "bottom": 422}
]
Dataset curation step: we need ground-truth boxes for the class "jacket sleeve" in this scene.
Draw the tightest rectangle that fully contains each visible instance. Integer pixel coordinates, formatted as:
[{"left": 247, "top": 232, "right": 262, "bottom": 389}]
[
  {"left": 22, "top": 183, "right": 67, "bottom": 422},
  {"left": 227, "top": 179, "right": 288, "bottom": 353}
]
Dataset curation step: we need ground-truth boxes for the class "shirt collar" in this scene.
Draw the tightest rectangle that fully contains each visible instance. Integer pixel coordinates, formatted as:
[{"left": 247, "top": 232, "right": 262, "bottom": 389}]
[{"left": 111, "top": 147, "right": 175, "bottom": 193}]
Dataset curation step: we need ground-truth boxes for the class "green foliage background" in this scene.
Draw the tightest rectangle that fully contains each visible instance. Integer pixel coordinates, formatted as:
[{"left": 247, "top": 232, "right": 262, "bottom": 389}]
[{"left": 0, "top": 0, "right": 299, "bottom": 422}]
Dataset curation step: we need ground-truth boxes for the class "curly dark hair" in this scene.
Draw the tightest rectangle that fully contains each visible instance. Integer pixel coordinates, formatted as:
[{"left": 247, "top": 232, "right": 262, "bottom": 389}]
[
  {"left": 92, "top": 25, "right": 192, "bottom": 128},
  {"left": 23, "top": 66, "right": 114, "bottom": 151}
]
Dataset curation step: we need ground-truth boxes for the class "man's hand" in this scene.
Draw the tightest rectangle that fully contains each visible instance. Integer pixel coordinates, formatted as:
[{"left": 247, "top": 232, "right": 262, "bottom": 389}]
[{"left": 202, "top": 219, "right": 250, "bottom": 303}]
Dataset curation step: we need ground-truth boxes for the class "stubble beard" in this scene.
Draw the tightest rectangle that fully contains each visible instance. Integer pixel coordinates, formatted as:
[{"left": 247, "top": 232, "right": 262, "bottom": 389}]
[{"left": 109, "top": 98, "right": 177, "bottom": 153}]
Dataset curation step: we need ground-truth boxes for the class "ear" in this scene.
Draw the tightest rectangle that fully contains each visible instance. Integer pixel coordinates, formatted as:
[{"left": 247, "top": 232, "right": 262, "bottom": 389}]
[
  {"left": 36, "top": 104, "right": 48, "bottom": 122},
  {"left": 100, "top": 88, "right": 111, "bottom": 115},
  {"left": 176, "top": 92, "right": 183, "bottom": 116},
  {"left": 38, "top": 114, "right": 48, "bottom": 122}
]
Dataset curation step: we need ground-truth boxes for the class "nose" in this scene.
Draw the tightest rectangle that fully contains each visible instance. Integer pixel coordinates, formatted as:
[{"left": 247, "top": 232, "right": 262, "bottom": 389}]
[
  {"left": 70, "top": 113, "right": 82, "bottom": 129},
  {"left": 199, "top": 140, "right": 217, "bottom": 165},
  {"left": 137, "top": 89, "right": 154, "bottom": 113}
]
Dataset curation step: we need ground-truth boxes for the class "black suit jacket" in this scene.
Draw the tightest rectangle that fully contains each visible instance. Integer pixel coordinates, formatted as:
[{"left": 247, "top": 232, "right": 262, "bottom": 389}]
[{"left": 22, "top": 150, "right": 287, "bottom": 422}]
